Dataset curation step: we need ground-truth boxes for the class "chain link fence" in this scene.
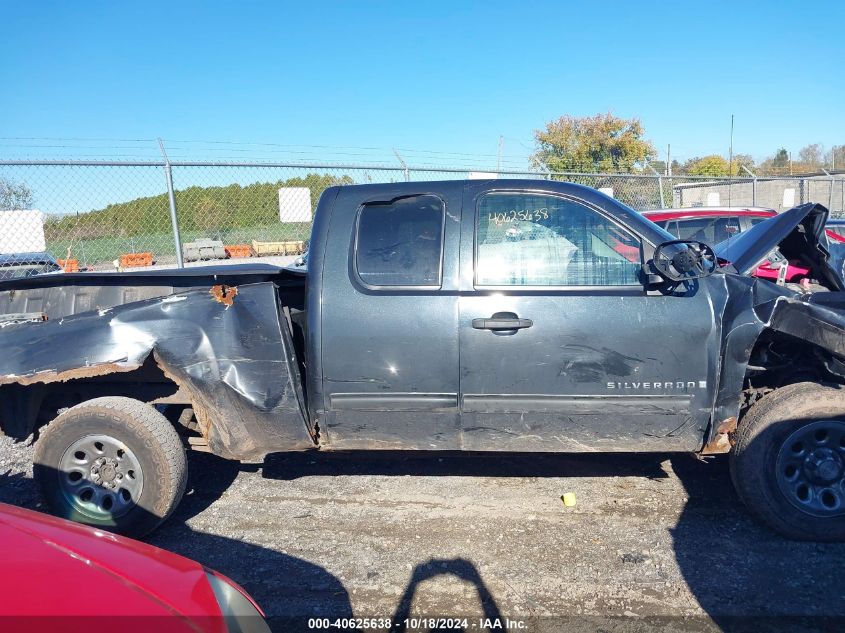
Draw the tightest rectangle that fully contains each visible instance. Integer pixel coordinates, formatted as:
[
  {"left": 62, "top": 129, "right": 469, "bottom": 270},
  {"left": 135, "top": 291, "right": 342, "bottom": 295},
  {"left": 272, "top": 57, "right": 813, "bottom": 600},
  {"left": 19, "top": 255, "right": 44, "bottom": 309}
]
[{"left": 1, "top": 159, "right": 844, "bottom": 276}]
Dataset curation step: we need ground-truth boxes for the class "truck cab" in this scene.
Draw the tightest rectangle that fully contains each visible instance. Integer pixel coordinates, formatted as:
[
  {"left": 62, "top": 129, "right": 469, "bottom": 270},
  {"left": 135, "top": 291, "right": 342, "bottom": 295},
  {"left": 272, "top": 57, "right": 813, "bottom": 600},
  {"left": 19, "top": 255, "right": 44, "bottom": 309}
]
[{"left": 307, "top": 180, "right": 718, "bottom": 452}]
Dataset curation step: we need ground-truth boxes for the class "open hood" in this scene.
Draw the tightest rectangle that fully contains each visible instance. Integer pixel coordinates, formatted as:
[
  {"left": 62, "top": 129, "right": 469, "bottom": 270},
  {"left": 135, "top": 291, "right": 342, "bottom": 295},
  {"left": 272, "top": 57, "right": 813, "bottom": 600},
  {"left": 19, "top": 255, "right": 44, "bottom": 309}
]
[{"left": 714, "top": 203, "right": 842, "bottom": 290}]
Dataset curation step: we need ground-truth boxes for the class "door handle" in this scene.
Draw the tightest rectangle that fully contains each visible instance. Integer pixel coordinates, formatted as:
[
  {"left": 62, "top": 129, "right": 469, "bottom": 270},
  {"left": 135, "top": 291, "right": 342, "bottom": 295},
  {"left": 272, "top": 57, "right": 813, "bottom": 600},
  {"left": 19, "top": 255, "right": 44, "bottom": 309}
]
[{"left": 472, "top": 312, "right": 533, "bottom": 331}]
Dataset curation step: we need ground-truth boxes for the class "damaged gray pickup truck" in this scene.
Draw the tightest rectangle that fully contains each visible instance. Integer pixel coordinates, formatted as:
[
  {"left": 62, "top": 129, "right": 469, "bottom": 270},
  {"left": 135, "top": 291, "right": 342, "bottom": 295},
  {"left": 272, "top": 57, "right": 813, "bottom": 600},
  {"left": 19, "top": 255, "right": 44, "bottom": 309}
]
[{"left": 3, "top": 179, "right": 845, "bottom": 541}]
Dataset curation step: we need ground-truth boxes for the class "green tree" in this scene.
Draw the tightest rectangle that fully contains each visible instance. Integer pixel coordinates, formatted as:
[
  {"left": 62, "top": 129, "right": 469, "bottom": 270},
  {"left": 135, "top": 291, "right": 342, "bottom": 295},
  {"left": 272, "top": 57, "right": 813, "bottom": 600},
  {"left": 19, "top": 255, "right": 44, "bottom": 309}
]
[
  {"left": 757, "top": 148, "right": 791, "bottom": 175},
  {"left": 43, "top": 172, "right": 354, "bottom": 242},
  {"left": 531, "top": 112, "right": 656, "bottom": 173},
  {"left": 684, "top": 155, "right": 730, "bottom": 177}
]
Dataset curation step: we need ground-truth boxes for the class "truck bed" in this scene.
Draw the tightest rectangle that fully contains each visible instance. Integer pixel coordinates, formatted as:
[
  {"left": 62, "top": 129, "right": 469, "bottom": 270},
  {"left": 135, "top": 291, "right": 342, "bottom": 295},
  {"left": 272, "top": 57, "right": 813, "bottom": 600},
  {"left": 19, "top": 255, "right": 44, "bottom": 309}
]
[{"left": 0, "top": 264, "right": 312, "bottom": 459}]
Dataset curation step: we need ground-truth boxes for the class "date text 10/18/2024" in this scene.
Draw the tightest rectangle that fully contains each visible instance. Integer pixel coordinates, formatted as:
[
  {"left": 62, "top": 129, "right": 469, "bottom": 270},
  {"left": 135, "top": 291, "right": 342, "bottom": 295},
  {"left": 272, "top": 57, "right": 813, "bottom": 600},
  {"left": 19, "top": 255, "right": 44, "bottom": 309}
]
[{"left": 308, "top": 617, "right": 528, "bottom": 630}]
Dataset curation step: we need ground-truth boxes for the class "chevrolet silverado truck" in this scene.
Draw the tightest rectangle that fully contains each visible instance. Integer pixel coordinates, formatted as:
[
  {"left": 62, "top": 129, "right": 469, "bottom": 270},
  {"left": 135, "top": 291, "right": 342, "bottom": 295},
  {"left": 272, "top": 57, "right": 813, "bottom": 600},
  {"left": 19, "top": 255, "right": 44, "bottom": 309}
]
[{"left": 2, "top": 179, "right": 845, "bottom": 541}]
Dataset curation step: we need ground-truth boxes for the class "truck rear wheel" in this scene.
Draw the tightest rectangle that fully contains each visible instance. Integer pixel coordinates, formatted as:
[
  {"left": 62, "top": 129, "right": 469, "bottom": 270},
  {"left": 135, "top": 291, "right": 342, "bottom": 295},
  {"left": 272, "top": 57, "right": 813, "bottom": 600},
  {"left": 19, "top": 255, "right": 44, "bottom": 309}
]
[
  {"left": 34, "top": 396, "right": 188, "bottom": 537},
  {"left": 730, "top": 382, "right": 845, "bottom": 541}
]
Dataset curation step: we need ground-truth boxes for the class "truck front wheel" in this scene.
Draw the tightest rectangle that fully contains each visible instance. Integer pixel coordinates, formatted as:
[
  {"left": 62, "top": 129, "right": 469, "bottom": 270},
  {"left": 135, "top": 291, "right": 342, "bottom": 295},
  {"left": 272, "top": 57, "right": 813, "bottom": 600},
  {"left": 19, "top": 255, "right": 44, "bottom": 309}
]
[
  {"left": 730, "top": 382, "right": 845, "bottom": 541},
  {"left": 34, "top": 396, "right": 188, "bottom": 537}
]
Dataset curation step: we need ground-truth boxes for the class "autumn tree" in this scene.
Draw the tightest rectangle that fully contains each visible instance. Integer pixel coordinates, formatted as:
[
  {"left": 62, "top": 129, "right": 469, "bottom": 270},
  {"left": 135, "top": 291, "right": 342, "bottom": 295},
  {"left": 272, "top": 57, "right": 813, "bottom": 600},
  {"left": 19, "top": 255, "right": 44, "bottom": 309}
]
[
  {"left": 827, "top": 145, "right": 845, "bottom": 170},
  {"left": 798, "top": 143, "right": 824, "bottom": 170},
  {"left": 531, "top": 112, "right": 656, "bottom": 173},
  {"left": 759, "top": 148, "right": 790, "bottom": 175},
  {"left": 683, "top": 155, "right": 731, "bottom": 177}
]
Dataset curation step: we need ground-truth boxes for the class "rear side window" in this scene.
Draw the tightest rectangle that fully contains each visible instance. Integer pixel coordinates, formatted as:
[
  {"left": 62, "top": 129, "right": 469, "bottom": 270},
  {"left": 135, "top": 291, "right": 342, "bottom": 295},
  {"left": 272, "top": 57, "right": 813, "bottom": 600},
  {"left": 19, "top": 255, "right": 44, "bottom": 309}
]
[
  {"left": 674, "top": 216, "right": 741, "bottom": 244},
  {"left": 355, "top": 194, "right": 444, "bottom": 287}
]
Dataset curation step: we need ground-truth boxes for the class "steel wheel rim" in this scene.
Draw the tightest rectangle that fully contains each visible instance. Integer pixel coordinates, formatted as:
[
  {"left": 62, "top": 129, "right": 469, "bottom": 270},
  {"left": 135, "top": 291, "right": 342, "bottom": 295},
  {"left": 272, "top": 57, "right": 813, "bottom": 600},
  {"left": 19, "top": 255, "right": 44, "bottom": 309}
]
[
  {"left": 776, "top": 420, "right": 845, "bottom": 518},
  {"left": 58, "top": 434, "right": 144, "bottom": 521}
]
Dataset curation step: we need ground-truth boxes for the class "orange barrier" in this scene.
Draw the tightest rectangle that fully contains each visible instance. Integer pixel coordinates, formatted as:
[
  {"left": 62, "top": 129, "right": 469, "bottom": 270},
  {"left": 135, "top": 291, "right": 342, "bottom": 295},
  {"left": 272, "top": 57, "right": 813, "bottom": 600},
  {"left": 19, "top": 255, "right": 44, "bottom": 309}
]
[
  {"left": 57, "top": 259, "right": 79, "bottom": 272},
  {"left": 120, "top": 252, "right": 154, "bottom": 268},
  {"left": 225, "top": 244, "right": 252, "bottom": 259}
]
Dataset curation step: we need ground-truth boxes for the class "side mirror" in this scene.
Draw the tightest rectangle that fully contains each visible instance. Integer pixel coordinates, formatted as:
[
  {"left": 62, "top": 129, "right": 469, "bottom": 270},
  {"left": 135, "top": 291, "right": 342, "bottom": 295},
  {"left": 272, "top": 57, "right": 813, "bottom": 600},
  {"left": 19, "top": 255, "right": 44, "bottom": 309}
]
[{"left": 649, "top": 240, "right": 717, "bottom": 282}]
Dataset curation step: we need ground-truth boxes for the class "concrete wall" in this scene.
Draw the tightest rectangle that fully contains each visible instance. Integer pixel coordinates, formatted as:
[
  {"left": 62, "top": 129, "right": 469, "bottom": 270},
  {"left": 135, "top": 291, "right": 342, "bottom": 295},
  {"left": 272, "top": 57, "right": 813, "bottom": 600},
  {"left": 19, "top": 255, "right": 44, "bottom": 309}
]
[{"left": 673, "top": 176, "right": 845, "bottom": 215}]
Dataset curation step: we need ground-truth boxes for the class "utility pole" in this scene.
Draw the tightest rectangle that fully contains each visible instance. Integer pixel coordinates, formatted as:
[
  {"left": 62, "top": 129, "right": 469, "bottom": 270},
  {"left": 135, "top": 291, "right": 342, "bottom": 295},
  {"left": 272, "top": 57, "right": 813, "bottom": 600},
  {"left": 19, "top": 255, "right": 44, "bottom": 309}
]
[{"left": 666, "top": 144, "right": 671, "bottom": 176}]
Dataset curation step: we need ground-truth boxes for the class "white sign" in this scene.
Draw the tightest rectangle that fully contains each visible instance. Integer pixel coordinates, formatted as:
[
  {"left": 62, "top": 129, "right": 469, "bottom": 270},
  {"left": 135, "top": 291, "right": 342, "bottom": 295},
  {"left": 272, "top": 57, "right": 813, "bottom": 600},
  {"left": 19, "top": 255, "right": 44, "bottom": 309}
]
[
  {"left": 598, "top": 187, "right": 614, "bottom": 198},
  {"left": 278, "top": 187, "right": 312, "bottom": 223},
  {"left": 782, "top": 188, "right": 796, "bottom": 208},
  {"left": 468, "top": 171, "right": 498, "bottom": 180},
  {"left": 706, "top": 192, "right": 721, "bottom": 206},
  {"left": 0, "top": 209, "right": 46, "bottom": 254}
]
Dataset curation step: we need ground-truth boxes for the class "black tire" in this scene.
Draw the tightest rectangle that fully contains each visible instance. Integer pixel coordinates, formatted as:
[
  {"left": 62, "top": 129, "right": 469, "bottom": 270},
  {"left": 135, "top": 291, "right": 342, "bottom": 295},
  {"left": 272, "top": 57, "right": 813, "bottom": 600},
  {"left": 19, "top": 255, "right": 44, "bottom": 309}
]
[
  {"left": 730, "top": 382, "right": 845, "bottom": 541},
  {"left": 34, "top": 396, "right": 188, "bottom": 537}
]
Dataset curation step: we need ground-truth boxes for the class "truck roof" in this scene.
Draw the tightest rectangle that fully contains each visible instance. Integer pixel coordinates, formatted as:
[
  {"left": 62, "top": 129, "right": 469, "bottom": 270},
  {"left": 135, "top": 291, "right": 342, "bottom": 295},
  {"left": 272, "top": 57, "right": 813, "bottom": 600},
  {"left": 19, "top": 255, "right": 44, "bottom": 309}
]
[{"left": 329, "top": 178, "right": 676, "bottom": 247}]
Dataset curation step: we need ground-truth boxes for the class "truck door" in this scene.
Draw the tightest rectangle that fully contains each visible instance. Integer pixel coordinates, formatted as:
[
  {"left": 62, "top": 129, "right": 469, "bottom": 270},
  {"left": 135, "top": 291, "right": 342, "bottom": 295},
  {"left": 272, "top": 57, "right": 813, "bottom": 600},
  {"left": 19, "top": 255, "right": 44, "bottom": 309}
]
[
  {"left": 458, "top": 185, "right": 720, "bottom": 452},
  {"left": 318, "top": 183, "right": 462, "bottom": 449}
]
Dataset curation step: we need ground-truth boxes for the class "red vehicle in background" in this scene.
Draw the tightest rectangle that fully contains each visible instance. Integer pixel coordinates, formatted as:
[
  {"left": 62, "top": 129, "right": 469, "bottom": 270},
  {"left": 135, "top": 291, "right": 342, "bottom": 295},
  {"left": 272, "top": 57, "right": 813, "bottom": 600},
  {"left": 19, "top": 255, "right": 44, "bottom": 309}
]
[
  {"left": 642, "top": 207, "right": 845, "bottom": 283},
  {"left": 0, "top": 502, "right": 269, "bottom": 633}
]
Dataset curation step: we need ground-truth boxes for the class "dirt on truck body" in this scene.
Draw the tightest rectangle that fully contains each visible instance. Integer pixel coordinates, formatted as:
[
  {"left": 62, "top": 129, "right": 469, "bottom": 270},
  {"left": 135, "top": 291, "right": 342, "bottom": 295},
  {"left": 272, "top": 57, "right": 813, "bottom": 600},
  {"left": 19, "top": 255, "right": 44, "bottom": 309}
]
[{"left": 2, "top": 179, "right": 845, "bottom": 541}]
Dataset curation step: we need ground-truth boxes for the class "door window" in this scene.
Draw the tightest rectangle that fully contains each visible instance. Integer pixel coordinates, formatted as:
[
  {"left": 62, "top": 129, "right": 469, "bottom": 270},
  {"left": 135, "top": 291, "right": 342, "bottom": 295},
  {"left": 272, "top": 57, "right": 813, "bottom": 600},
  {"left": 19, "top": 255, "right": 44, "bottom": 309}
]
[
  {"left": 355, "top": 195, "right": 444, "bottom": 287},
  {"left": 475, "top": 193, "right": 641, "bottom": 286}
]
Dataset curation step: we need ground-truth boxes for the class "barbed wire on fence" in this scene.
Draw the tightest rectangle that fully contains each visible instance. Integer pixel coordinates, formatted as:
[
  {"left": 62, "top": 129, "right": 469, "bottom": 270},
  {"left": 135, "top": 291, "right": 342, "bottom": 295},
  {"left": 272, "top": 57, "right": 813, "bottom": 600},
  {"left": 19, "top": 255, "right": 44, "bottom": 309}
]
[{"left": 1, "top": 159, "right": 844, "bottom": 275}]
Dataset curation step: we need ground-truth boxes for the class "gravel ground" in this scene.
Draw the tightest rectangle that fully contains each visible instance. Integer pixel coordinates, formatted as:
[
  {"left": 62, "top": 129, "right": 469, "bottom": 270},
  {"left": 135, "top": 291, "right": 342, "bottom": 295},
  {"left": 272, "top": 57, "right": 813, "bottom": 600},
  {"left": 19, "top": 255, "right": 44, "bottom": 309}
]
[{"left": 3, "top": 433, "right": 845, "bottom": 631}]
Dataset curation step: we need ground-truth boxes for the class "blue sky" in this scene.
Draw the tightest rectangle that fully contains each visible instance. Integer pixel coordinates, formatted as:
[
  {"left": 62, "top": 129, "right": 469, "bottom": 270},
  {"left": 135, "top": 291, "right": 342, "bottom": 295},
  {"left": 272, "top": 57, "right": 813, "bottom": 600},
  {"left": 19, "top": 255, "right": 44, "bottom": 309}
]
[{"left": 2, "top": 0, "right": 844, "bottom": 169}]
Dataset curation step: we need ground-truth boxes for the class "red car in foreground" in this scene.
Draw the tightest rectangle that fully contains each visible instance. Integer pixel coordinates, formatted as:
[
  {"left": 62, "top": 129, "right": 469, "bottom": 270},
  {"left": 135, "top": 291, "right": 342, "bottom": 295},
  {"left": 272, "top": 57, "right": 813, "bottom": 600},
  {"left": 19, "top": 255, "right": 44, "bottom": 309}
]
[
  {"left": 642, "top": 207, "right": 845, "bottom": 283},
  {"left": 0, "top": 502, "right": 269, "bottom": 633}
]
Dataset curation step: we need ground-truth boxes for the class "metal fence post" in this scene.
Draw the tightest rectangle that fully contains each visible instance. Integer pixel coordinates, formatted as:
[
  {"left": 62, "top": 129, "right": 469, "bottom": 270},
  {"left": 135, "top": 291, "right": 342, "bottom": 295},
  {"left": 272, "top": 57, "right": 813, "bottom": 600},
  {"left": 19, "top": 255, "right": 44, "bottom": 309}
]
[
  {"left": 158, "top": 139, "right": 184, "bottom": 268},
  {"left": 646, "top": 163, "right": 665, "bottom": 209},
  {"left": 393, "top": 149, "right": 409, "bottom": 182},
  {"left": 822, "top": 169, "right": 835, "bottom": 210},
  {"left": 741, "top": 166, "right": 757, "bottom": 206}
]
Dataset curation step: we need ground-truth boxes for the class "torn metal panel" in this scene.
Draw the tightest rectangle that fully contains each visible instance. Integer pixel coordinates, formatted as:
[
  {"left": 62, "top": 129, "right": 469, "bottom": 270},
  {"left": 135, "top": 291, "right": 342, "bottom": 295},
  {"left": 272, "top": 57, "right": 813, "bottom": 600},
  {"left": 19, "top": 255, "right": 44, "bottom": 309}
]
[
  {"left": 714, "top": 203, "right": 842, "bottom": 290},
  {"left": 0, "top": 281, "right": 313, "bottom": 460},
  {"left": 709, "top": 272, "right": 845, "bottom": 448}
]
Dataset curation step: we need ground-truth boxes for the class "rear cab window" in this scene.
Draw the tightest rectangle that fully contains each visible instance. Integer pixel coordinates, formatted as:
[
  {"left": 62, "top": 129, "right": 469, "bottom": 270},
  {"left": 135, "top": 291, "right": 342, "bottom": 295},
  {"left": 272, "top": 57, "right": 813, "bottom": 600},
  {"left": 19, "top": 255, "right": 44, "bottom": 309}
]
[{"left": 354, "top": 194, "right": 445, "bottom": 288}]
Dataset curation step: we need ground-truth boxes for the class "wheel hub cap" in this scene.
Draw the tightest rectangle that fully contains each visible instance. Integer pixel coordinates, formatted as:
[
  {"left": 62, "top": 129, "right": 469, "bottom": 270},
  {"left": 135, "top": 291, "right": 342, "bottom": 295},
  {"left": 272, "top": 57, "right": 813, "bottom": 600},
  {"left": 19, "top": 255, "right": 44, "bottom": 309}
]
[
  {"left": 805, "top": 448, "right": 842, "bottom": 483},
  {"left": 92, "top": 459, "right": 118, "bottom": 484},
  {"left": 776, "top": 420, "right": 845, "bottom": 517},
  {"left": 58, "top": 434, "right": 144, "bottom": 521}
]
